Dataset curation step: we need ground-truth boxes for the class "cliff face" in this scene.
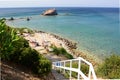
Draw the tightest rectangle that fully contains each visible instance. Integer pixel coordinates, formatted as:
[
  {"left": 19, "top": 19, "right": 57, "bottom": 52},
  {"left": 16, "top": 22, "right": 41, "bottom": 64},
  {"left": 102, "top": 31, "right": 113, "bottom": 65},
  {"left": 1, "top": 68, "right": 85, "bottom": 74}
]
[{"left": 42, "top": 9, "right": 58, "bottom": 16}]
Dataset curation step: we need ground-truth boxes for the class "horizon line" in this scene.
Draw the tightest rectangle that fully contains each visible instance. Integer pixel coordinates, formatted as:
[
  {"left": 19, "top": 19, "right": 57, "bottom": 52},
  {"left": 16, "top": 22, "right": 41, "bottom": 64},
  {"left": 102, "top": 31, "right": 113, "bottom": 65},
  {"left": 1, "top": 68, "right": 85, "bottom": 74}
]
[{"left": 0, "top": 6, "right": 119, "bottom": 8}]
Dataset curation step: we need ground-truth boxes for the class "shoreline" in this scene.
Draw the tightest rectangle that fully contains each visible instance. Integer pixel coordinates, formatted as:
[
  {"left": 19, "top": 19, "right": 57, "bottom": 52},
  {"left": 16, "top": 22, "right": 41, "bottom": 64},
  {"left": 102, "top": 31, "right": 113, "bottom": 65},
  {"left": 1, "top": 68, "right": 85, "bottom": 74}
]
[
  {"left": 5, "top": 19, "right": 100, "bottom": 66},
  {"left": 36, "top": 30, "right": 101, "bottom": 66},
  {"left": 20, "top": 28, "right": 100, "bottom": 66},
  {"left": 22, "top": 29, "right": 77, "bottom": 55},
  {"left": 35, "top": 30, "right": 77, "bottom": 50}
]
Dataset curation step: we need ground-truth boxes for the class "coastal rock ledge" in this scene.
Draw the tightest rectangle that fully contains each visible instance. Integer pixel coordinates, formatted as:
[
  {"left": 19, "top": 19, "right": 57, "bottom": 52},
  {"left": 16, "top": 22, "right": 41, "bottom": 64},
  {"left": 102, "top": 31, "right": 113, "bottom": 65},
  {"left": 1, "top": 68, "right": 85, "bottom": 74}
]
[{"left": 42, "top": 8, "right": 58, "bottom": 16}]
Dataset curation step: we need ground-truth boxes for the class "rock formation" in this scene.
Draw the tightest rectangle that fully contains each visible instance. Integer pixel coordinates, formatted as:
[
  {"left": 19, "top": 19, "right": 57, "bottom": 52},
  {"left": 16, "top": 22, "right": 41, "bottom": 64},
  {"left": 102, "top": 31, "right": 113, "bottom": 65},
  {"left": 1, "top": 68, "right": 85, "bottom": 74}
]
[{"left": 42, "top": 8, "right": 58, "bottom": 16}]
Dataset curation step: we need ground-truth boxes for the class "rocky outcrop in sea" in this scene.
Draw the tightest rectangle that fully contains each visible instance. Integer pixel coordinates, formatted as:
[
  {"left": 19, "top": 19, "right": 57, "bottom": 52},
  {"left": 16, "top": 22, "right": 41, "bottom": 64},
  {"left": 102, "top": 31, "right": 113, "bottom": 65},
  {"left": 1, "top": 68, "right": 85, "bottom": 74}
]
[{"left": 42, "top": 8, "right": 58, "bottom": 16}]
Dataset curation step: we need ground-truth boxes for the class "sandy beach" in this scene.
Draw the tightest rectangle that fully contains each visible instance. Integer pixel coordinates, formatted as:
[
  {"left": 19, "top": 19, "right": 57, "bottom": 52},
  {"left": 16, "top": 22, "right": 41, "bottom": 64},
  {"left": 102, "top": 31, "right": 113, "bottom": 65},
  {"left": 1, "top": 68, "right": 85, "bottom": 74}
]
[
  {"left": 21, "top": 29, "right": 100, "bottom": 66},
  {"left": 22, "top": 30, "right": 77, "bottom": 56}
]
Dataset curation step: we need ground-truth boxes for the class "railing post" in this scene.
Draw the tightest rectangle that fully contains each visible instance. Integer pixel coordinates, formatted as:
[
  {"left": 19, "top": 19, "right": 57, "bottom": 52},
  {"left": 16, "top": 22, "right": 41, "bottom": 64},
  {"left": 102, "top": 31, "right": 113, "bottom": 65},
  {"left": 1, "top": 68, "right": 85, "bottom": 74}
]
[
  {"left": 56, "top": 62, "right": 57, "bottom": 70},
  {"left": 53, "top": 62, "right": 55, "bottom": 69},
  {"left": 88, "top": 66, "right": 91, "bottom": 80},
  {"left": 54, "top": 62, "right": 56, "bottom": 70},
  {"left": 88, "top": 65, "right": 92, "bottom": 80},
  {"left": 63, "top": 61, "right": 65, "bottom": 74},
  {"left": 56, "top": 62, "right": 59, "bottom": 70},
  {"left": 91, "top": 65, "right": 97, "bottom": 80},
  {"left": 59, "top": 62, "right": 61, "bottom": 71},
  {"left": 70, "top": 60, "right": 72, "bottom": 80},
  {"left": 60, "top": 62, "right": 61, "bottom": 72},
  {"left": 78, "top": 59, "right": 81, "bottom": 80}
]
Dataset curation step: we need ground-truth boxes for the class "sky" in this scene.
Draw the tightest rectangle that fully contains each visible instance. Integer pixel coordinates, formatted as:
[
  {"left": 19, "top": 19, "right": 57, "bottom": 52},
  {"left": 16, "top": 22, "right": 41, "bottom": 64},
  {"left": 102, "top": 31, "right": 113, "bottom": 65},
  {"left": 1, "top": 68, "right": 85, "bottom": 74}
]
[{"left": 0, "top": 0, "right": 119, "bottom": 8}]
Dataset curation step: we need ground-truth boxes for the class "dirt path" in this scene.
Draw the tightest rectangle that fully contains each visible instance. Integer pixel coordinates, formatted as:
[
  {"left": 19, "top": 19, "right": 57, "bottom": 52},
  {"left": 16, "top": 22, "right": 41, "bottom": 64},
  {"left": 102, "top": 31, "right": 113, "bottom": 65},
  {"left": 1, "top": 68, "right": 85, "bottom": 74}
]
[{"left": 43, "top": 53, "right": 69, "bottom": 80}]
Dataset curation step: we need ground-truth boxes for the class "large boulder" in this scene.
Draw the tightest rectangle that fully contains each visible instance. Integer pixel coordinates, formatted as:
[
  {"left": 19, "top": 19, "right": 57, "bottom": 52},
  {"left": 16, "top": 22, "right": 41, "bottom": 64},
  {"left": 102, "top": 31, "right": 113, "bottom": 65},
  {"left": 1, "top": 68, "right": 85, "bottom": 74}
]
[{"left": 42, "top": 8, "right": 58, "bottom": 16}]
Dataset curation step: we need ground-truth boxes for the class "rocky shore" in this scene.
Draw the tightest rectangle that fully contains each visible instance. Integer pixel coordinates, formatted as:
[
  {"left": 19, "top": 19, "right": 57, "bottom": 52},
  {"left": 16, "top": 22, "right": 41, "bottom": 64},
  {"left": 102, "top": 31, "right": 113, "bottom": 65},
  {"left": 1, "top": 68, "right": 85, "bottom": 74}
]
[
  {"left": 36, "top": 30, "right": 77, "bottom": 49},
  {"left": 50, "top": 33, "right": 77, "bottom": 49},
  {"left": 26, "top": 30, "right": 77, "bottom": 56},
  {"left": 6, "top": 18, "right": 99, "bottom": 66},
  {"left": 23, "top": 29, "right": 99, "bottom": 66}
]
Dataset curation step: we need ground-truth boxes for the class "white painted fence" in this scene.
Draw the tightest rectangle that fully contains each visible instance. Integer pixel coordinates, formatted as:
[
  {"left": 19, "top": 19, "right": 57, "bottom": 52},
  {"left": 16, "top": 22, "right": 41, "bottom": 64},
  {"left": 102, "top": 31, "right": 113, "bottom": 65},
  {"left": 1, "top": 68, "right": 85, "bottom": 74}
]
[{"left": 52, "top": 57, "right": 97, "bottom": 80}]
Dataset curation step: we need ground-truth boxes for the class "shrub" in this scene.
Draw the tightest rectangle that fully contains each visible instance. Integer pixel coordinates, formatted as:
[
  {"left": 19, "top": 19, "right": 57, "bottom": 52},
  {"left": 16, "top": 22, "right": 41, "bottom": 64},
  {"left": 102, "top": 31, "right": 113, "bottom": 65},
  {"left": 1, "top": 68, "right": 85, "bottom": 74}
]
[
  {"left": 64, "top": 53, "right": 73, "bottom": 59},
  {"left": 19, "top": 48, "right": 39, "bottom": 66},
  {"left": 97, "top": 54, "right": 120, "bottom": 79},
  {"left": 15, "top": 27, "right": 34, "bottom": 34},
  {"left": 35, "top": 57, "right": 51, "bottom": 74},
  {"left": 51, "top": 46, "right": 60, "bottom": 55},
  {"left": 0, "top": 19, "right": 51, "bottom": 75},
  {"left": 51, "top": 45, "right": 73, "bottom": 59},
  {"left": 81, "top": 63, "right": 89, "bottom": 75},
  {"left": 0, "top": 19, "right": 19, "bottom": 60}
]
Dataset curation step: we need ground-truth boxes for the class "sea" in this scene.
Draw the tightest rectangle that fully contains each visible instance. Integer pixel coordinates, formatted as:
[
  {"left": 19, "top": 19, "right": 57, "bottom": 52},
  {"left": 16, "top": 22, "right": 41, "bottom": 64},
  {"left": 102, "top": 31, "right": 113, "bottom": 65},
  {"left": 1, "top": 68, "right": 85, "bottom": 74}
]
[{"left": 0, "top": 7, "right": 119, "bottom": 58}]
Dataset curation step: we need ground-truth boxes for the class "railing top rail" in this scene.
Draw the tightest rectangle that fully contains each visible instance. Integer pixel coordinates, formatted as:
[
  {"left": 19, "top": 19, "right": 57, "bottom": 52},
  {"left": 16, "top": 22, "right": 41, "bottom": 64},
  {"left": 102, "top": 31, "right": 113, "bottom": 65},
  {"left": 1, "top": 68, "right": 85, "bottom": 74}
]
[
  {"left": 59, "top": 58, "right": 78, "bottom": 62},
  {"left": 53, "top": 57, "right": 92, "bottom": 66},
  {"left": 78, "top": 57, "right": 92, "bottom": 66},
  {"left": 55, "top": 66, "right": 89, "bottom": 80},
  {"left": 52, "top": 57, "right": 97, "bottom": 80}
]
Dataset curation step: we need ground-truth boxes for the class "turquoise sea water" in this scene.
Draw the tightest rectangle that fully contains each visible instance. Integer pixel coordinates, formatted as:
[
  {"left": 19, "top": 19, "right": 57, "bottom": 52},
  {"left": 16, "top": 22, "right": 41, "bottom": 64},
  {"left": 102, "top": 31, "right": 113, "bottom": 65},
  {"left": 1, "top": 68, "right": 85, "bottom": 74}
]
[{"left": 0, "top": 7, "right": 120, "bottom": 58}]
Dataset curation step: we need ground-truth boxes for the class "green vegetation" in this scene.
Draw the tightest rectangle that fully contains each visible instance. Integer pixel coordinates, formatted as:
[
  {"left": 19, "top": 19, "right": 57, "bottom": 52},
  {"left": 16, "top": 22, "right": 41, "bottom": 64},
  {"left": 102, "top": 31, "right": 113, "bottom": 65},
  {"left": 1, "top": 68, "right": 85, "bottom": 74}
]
[
  {"left": 65, "top": 62, "right": 89, "bottom": 78},
  {"left": 0, "top": 18, "right": 51, "bottom": 75},
  {"left": 97, "top": 54, "right": 120, "bottom": 79},
  {"left": 51, "top": 45, "right": 73, "bottom": 59},
  {"left": 15, "top": 27, "right": 34, "bottom": 34},
  {"left": 1, "top": 18, "right": 120, "bottom": 79}
]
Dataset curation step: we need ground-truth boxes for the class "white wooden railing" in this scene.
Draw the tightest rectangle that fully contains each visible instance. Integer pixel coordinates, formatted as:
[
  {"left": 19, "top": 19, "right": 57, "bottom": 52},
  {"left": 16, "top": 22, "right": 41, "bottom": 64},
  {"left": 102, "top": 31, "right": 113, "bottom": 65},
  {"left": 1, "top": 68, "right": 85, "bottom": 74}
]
[{"left": 52, "top": 57, "right": 97, "bottom": 80}]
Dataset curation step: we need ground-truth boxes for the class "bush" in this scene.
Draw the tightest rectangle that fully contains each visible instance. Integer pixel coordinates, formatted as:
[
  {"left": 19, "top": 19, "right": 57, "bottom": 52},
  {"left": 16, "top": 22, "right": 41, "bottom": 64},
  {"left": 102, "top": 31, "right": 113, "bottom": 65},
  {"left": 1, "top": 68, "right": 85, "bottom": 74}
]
[
  {"left": 81, "top": 63, "right": 89, "bottom": 75},
  {"left": 19, "top": 48, "right": 39, "bottom": 66},
  {"left": 51, "top": 46, "right": 60, "bottom": 55},
  {"left": 0, "top": 19, "right": 19, "bottom": 60},
  {"left": 51, "top": 45, "right": 73, "bottom": 59},
  {"left": 19, "top": 48, "right": 51, "bottom": 74},
  {"left": 97, "top": 54, "right": 120, "bottom": 79},
  {"left": 0, "top": 19, "right": 51, "bottom": 75},
  {"left": 15, "top": 27, "right": 34, "bottom": 34},
  {"left": 34, "top": 57, "right": 51, "bottom": 74}
]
